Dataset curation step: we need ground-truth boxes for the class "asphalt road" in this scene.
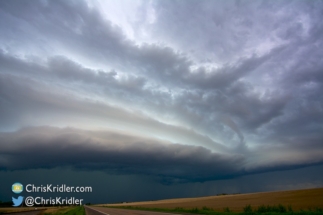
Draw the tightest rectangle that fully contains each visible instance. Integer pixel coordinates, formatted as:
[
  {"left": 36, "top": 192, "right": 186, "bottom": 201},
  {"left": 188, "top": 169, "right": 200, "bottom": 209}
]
[{"left": 84, "top": 206, "right": 181, "bottom": 215}]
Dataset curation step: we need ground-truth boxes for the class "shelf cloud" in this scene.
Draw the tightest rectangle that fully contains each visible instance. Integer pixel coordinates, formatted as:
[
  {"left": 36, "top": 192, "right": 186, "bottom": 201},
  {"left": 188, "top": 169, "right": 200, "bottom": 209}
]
[{"left": 0, "top": 0, "right": 323, "bottom": 198}]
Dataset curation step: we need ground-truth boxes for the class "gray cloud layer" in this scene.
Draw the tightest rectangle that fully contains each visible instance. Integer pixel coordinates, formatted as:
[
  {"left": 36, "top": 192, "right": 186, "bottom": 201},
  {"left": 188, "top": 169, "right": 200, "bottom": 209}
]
[
  {"left": 0, "top": 0, "right": 323, "bottom": 184},
  {"left": 1, "top": 126, "right": 322, "bottom": 184},
  {"left": 0, "top": 126, "right": 243, "bottom": 184}
]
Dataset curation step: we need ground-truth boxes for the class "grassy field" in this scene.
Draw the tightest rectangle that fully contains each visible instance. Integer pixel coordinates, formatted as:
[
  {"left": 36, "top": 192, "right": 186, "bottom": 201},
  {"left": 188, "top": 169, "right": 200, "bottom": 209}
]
[
  {"left": 0, "top": 206, "right": 84, "bottom": 215},
  {"left": 105, "top": 188, "right": 323, "bottom": 212},
  {"left": 0, "top": 207, "right": 47, "bottom": 214},
  {"left": 107, "top": 205, "right": 323, "bottom": 215},
  {"left": 3, "top": 205, "right": 321, "bottom": 215},
  {"left": 43, "top": 206, "right": 85, "bottom": 215}
]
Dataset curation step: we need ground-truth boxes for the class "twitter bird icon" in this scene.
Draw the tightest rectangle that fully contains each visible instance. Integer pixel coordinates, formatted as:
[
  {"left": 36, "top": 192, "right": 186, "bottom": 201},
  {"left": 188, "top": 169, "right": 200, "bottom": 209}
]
[{"left": 12, "top": 196, "right": 24, "bottom": 207}]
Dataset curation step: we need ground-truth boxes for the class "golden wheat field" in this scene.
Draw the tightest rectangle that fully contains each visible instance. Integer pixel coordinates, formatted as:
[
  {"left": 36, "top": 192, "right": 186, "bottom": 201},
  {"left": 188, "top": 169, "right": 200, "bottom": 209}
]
[{"left": 105, "top": 188, "right": 323, "bottom": 212}]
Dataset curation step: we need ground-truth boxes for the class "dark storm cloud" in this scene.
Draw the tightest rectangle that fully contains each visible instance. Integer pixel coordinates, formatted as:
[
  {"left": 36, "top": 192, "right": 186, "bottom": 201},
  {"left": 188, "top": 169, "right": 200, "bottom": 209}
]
[
  {"left": 1, "top": 126, "right": 322, "bottom": 184},
  {"left": 1, "top": 164, "right": 323, "bottom": 203},
  {"left": 0, "top": 0, "right": 323, "bottom": 185},
  {"left": 0, "top": 126, "right": 243, "bottom": 183}
]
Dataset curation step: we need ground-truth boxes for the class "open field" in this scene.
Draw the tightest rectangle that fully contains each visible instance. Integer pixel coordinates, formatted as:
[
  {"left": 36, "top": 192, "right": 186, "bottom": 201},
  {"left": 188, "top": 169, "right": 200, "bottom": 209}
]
[
  {"left": 0, "top": 208, "right": 45, "bottom": 214},
  {"left": 0, "top": 207, "right": 76, "bottom": 215},
  {"left": 43, "top": 206, "right": 85, "bottom": 215},
  {"left": 104, "top": 188, "right": 323, "bottom": 212}
]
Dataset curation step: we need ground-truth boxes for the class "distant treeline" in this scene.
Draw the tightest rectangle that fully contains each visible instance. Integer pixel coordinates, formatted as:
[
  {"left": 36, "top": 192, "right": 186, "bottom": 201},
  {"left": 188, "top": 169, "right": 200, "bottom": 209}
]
[
  {"left": 0, "top": 201, "right": 12, "bottom": 207},
  {"left": 216, "top": 192, "right": 241, "bottom": 196}
]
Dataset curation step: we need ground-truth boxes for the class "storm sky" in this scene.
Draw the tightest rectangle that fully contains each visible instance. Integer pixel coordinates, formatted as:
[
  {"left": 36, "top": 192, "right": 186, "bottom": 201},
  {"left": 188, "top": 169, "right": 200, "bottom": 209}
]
[{"left": 1, "top": 0, "right": 323, "bottom": 203}]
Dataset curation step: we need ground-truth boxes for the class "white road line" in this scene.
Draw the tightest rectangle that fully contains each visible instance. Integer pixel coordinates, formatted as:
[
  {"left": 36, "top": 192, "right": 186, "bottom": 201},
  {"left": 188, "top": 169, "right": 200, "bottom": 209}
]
[{"left": 85, "top": 206, "right": 110, "bottom": 215}]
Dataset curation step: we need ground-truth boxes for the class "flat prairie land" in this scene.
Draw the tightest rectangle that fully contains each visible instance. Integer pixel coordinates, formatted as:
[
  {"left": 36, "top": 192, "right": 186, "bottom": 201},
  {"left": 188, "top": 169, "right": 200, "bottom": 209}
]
[
  {"left": 0, "top": 208, "right": 40, "bottom": 213},
  {"left": 0, "top": 207, "right": 67, "bottom": 214},
  {"left": 105, "top": 187, "right": 323, "bottom": 212}
]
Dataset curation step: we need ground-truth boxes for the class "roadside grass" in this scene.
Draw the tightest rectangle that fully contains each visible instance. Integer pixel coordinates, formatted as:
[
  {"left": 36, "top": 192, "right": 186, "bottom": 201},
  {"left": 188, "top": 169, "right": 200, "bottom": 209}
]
[
  {"left": 0, "top": 209, "right": 44, "bottom": 215},
  {"left": 43, "top": 206, "right": 85, "bottom": 215},
  {"left": 106, "top": 205, "right": 323, "bottom": 215},
  {"left": 0, "top": 208, "right": 42, "bottom": 214}
]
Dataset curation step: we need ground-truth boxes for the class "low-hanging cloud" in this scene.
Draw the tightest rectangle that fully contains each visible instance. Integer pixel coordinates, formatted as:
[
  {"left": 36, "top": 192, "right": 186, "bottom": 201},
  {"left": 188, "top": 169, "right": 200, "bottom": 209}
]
[
  {"left": 0, "top": 0, "right": 323, "bottom": 187},
  {"left": 0, "top": 126, "right": 244, "bottom": 183},
  {"left": 1, "top": 126, "right": 323, "bottom": 184}
]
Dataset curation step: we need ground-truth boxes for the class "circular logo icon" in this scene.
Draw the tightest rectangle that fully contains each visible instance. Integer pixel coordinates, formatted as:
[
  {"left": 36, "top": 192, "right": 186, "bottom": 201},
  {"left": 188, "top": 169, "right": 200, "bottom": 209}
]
[{"left": 12, "top": 183, "right": 23, "bottom": 194}]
